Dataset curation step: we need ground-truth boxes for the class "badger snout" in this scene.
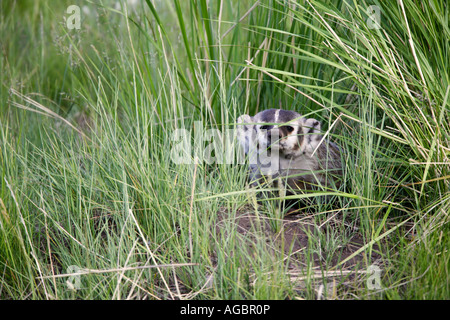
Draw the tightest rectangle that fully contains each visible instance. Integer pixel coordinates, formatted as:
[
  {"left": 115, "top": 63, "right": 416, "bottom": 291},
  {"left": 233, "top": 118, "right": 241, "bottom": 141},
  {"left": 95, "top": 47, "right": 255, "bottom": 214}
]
[{"left": 266, "top": 128, "right": 281, "bottom": 149}]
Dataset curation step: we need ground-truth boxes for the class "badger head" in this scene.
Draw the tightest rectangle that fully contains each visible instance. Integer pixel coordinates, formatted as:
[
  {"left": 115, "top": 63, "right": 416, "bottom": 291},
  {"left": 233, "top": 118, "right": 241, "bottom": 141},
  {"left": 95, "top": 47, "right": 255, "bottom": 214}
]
[{"left": 237, "top": 109, "right": 324, "bottom": 158}]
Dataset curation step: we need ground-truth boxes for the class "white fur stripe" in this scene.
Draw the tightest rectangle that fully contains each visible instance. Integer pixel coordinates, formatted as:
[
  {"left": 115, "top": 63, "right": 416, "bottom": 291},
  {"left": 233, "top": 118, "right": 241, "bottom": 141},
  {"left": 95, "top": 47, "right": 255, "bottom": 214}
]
[{"left": 275, "top": 109, "right": 280, "bottom": 123}]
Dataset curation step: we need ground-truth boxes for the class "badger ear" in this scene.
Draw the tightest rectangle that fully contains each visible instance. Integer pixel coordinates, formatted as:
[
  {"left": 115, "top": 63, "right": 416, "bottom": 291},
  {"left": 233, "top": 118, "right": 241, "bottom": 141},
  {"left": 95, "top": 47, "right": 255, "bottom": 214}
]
[
  {"left": 302, "top": 118, "right": 322, "bottom": 144},
  {"left": 237, "top": 114, "right": 252, "bottom": 129},
  {"left": 236, "top": 114, "right": 254, "bottom": 154}
]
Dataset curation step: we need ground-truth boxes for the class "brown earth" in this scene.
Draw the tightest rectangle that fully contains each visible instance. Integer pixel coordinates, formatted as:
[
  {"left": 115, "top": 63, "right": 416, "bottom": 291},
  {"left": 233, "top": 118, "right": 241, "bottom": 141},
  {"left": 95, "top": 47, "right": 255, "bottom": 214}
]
[{"left": 215, "top": 205, "right": 381, "bottom": 270}]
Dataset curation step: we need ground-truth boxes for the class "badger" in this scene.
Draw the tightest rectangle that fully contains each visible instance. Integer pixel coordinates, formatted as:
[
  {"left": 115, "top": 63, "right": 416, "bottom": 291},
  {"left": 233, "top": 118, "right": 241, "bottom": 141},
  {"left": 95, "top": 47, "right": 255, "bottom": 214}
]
[{"left": 237, "top": 109, "right": 342, "bottom": 196}]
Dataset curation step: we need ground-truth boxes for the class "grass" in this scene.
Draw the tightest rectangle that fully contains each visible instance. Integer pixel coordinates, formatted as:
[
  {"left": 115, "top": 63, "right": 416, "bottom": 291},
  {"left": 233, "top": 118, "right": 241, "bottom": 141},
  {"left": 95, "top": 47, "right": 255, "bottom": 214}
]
[{"left": 0, "top": 0, "right": 448, "bottom": 299}]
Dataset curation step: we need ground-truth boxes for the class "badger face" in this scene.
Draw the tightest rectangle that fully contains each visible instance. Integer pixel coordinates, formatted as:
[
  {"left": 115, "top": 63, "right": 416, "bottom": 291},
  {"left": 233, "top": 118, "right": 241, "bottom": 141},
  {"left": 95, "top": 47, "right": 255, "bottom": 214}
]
[
  {"left": 237, "top": 109, "right": 306, "bottom": 156},
  {"left": 237, "top": 109, "right": 341, "bottom": 190}
]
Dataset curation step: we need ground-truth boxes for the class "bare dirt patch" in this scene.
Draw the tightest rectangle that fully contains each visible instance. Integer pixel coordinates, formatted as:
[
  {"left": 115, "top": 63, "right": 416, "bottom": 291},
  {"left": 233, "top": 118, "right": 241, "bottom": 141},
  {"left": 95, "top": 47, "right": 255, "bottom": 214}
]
[{"left": 215, "top": 205, "right": 381, "bottom": 270}]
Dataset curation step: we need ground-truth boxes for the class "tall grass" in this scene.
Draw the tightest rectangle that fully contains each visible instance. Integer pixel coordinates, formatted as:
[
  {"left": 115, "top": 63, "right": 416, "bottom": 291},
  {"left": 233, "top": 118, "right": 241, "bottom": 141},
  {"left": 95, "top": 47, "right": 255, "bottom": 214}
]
[{"left": 1, "top": 0, "right": 448, "bottom": 299}]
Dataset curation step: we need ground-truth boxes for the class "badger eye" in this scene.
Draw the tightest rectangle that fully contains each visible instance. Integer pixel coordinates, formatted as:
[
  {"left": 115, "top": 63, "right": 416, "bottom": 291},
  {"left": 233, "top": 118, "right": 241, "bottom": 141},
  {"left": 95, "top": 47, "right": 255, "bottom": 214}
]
[
  {"left": 260, "top": 125, "right": 270, "bottom": 130},
  {"left": 285, "top": 126, "right": 294, "bottom": 133}
]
